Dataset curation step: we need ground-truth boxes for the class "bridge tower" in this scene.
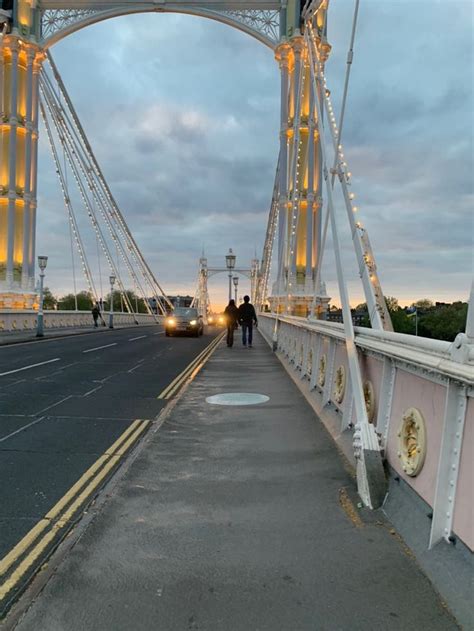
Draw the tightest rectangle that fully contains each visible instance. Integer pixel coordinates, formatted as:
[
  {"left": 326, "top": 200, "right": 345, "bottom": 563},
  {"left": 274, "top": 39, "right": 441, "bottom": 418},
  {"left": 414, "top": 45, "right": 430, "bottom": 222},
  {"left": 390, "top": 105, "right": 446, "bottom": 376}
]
[
  {"left": 0, "top": 1, "right": 44, "bottom": 308},
  {"left": 269, "top": 0, "right": 330, "bottom": 316}
]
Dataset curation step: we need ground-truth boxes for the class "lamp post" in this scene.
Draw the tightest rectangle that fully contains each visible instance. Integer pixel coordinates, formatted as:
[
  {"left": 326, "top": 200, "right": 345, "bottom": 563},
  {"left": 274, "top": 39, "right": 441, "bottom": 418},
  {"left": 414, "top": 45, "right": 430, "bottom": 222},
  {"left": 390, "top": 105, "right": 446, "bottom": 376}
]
[
  {"left": 233, "top": 276, "right": 239, "bottom": 303},
  {"left": 36, "top": 256, "right": 48, "bottom": 337},
  {"left": 109, "top": 274, "right": 116, "bottom": 329},
  {"left": 225, "top": 248, "right": 236, "bottom": 303}
]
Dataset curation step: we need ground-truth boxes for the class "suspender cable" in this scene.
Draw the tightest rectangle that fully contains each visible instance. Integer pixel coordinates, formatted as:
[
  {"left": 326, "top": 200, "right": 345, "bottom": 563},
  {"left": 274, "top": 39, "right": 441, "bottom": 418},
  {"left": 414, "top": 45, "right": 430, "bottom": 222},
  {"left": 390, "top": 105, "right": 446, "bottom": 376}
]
[
  {"left": 45, "top": 52, "right": 172, "bottom": 314},
  {"left": 308, "top": 1, "right": 360, "bottom": 315},
  {"left": 41, "top": 62, "right": 166, "bottom": 317},
  {"left": 306, "top": 23, "right": 392, "bottom": 330},
  {"left": 256, "top": 153, "right": 280, "bottom": 310},
  {"left": 63, "top": 130, "right": 78, "bottom": 310},
  {"left": 39, "top": 99, "right": 99, "bottom": 303},
  {"left": 41, "top": 70, "right": 151, "bottom": 314},
  {"left": 41, "top": 79, "right": 135, "bottom": 317}
]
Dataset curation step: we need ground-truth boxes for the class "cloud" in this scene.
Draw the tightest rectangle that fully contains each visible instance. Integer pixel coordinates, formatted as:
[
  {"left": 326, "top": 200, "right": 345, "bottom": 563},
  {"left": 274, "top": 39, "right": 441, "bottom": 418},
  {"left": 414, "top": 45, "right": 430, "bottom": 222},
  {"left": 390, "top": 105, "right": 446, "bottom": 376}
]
[{"left": 35, "top": 5, "right": 472, "bottom": 309}]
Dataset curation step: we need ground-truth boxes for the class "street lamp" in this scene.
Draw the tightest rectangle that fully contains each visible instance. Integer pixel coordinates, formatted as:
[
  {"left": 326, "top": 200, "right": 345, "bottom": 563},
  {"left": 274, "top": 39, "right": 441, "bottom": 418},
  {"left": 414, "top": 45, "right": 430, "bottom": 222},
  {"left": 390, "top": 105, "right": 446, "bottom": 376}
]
[
  {"left": 225, "top": 248, "right": 236, "bottom": 303},
  {"left": 233, "top": 275, "right": 239, "bottom": 303},
  {"left": 36, "top": 255, "right": 48, "bottom": 337},
  {"left": 109, "top": 274, "right": 116, "bottom": 329}
]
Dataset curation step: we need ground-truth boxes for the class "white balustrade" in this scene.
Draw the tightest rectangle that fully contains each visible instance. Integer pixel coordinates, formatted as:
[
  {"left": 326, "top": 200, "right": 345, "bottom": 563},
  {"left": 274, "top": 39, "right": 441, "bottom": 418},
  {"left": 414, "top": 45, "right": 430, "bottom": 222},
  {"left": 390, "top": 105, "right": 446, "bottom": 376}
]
[
  {"left": 0, "top": 310, "right": 161, "bottom": 332},
  {"left": 259, "top": 313, "right": 474, "bottom": 552}
]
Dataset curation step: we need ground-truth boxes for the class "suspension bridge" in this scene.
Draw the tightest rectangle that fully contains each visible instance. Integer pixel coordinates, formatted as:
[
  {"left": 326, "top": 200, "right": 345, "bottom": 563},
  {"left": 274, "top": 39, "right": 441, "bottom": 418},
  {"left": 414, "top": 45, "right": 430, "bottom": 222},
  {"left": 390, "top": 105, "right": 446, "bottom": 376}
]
[{"left": 0, "top": 1, "right": 472, "bottom": 628}]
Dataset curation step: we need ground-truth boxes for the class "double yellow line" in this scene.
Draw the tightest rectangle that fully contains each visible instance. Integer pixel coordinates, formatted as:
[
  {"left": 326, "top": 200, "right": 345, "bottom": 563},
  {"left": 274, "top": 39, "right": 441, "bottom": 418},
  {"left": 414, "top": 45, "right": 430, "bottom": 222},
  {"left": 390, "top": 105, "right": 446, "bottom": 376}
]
[
  {"left": 158, "top": 332, "right": 225, "bottom": 400},
  {"left": 0, "top": 418, "right": 150, "bottom": 605}
]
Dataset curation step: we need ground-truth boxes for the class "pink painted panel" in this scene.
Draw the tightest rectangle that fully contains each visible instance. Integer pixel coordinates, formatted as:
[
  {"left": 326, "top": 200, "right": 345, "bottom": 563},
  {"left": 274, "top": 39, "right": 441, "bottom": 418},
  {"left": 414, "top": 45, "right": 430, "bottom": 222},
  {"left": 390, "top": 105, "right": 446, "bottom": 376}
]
[
  {"left": 333, "top": 342, "right": 348, "bottom": 410},
  {"left": 358, "top": 354, "right": 384, "bottom": 426},
  {"left": 386, "top": 370, "right": 446, "bottom": 507},
  {"left": 452, "top": 397, "right": 474, "bottom": 551}
]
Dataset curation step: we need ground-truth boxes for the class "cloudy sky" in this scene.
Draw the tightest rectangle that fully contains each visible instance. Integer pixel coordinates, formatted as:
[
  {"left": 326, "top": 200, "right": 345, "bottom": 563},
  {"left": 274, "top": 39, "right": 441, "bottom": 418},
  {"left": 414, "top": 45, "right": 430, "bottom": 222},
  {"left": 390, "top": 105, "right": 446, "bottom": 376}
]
[{"left": 37, "top": 0, "right": 473, "bottom": 309}]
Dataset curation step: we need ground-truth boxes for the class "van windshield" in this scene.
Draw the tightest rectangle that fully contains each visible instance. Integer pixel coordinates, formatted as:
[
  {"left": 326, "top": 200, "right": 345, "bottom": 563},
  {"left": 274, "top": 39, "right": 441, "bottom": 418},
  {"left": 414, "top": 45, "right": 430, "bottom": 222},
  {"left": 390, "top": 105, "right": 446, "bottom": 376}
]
[{"left": 174, "top": 308, "right": 198, "bottom": 317}]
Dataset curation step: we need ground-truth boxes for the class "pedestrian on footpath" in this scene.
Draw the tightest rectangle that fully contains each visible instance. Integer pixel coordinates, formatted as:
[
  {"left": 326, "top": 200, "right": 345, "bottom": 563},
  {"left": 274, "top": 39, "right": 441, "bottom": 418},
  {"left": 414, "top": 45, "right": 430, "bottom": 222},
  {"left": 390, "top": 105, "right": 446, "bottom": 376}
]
[
  {"left": 224, "top": 299, "right": 239, "bottom": 347},
  {"left": 238, "top": 295, "right": 258, "bottom": 348},
  {"left": 92, "top": 304, "right": 100, "bottom": 327}
]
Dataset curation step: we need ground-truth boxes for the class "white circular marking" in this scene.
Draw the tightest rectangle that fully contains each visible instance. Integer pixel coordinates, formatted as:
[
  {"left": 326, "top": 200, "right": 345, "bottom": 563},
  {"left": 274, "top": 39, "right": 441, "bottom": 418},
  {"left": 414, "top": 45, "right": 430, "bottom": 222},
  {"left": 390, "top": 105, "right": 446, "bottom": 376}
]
[{"left": 206, "top": 392, "right": 269, "bottom": 406}]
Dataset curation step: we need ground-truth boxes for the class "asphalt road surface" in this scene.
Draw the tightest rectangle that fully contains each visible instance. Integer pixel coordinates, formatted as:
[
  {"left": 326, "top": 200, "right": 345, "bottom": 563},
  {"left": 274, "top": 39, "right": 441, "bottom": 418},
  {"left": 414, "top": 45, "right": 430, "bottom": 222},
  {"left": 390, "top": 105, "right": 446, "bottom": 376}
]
[{"left": 0, "top": 326, "right": 220, "bottom": 573}]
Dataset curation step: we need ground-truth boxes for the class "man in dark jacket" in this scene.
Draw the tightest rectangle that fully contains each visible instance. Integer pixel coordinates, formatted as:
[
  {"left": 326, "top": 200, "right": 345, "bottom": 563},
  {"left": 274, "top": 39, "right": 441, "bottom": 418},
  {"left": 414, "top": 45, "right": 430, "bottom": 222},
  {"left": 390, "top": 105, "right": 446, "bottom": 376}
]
[
  {"left": 238, "top": 295, "right": 258, "bottom": 348},
  {"left": 224, "top": 299, "right": 239, "bottom": 347}
]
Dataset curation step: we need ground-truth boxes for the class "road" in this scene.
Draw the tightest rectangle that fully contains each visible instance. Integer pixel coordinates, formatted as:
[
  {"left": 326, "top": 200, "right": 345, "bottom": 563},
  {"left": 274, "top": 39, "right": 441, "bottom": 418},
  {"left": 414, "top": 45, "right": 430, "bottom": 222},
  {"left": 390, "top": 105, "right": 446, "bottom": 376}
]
[{"left": 0, "top": 325, "right": 221, "bottom": 613}]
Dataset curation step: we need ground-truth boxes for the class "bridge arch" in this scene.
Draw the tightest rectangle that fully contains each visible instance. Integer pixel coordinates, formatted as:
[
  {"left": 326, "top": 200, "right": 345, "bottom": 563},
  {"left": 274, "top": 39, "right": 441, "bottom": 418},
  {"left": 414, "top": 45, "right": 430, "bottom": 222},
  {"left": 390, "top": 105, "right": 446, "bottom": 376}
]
[{"left": 40, "top": 6, "right": 280, "bottom": 50}]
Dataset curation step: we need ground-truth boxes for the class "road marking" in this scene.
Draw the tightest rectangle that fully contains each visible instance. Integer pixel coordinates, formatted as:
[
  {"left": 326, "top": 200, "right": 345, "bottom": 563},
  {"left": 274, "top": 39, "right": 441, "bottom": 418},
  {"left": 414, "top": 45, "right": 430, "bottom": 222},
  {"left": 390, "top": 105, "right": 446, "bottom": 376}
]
[
  {"left": 0, "top": 419, "right": 150, "bottom": 601},
  {"left": 127, "top": 364, "right": 142, "bottom": 374},
  {"left": 0, "top": 378, "right": 26, "bottom": 389},
  {"left": 34, "top": 394, "right": 73, "bottom": 416},
  {"left": 0, "top": 417, "right": 46, "bottom": 443},
  {"left": 82, "top": 343, "right": 117, "bottom": 354},
  {"left": 158, "top": 333, "right": 224, "bottom": 400},
  {"left": 128, "top": 335, "right": 147, "bottom": 342},
  {"left": 153, "top": 331, "right": 165, "bottom": 336},
  {"left": 0, "top": 358, "right": 61, "bottom": 378},
  {"left": 83, "top": 385, "right": 103, "bottom": 397},
  {"left": 0, "top": 420, "right": 142, "bottom": 577}
]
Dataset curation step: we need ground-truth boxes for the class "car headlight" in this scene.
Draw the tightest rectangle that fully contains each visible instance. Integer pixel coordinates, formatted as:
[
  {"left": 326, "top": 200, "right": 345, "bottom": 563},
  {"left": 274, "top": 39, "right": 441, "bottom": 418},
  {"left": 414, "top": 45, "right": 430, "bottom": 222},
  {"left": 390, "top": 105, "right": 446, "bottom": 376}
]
[
  {"left": 167, "top": 318, "right": 176, "bottom": 326},
  {"left": 218, "top": 316, "right": 224, "bottom": 324},
  {"left": 190, "top": 319, "right": 197, "bottom": 326},
  {"left": 208, "top": 317, "right": 214, "bottom": 323}
]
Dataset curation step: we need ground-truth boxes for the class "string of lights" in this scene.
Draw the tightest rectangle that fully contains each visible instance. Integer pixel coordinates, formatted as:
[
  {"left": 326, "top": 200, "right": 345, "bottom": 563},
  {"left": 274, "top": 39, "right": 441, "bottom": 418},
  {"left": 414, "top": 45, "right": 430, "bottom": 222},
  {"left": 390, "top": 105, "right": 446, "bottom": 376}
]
[{"left": 306, "top": 22, "right": 392, "bottom": 331}]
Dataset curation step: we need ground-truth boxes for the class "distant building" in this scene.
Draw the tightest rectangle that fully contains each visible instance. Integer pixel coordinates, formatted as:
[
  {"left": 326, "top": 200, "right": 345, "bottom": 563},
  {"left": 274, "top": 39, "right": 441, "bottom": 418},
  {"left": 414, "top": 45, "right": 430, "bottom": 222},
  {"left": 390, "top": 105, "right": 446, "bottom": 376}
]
[{"left": 327, "top": 308, "right": 368, "bottom": 327}]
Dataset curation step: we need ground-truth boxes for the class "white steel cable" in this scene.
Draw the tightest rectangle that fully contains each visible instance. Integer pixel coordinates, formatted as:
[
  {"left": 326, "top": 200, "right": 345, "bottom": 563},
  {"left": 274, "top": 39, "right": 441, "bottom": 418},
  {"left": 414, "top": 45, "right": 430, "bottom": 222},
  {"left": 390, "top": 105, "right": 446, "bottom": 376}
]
[
  {"left": 40, "top": 81, "right": 135, "bottom": 316},
  {"left": 40, "top": 71, "right": 153, "bottom": 318},
  {"left": 306, "top": 1, "right": 359, "bottom": 315},
  {"left": 306, "top": 23, "right": 392, "bottom": 330},
  {"left": 45, "top": 52, "right": 172, "bottom": 314},
  {"left": 41, "top": 66, "right": 166, "bottom": 316},
  {"left": 63, "top": 128, "right": 79, "bottom": 310},
  {"left": 39, "top": 100, "right": 99, "bottom": 303}
]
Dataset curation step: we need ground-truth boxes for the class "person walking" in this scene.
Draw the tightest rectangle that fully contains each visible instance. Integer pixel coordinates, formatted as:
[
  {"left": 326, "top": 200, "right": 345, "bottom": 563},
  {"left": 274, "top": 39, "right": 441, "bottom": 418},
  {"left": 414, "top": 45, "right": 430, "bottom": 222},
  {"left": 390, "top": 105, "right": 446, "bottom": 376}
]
[
  {"left": 91, "top": 303, "right": 100, "bottom": 327},
  {"left": 238, "top": 295, "right": 258, "bottom": 348},
  {"left": 224, "top": 299, "right": 239, "bottom": 347}
]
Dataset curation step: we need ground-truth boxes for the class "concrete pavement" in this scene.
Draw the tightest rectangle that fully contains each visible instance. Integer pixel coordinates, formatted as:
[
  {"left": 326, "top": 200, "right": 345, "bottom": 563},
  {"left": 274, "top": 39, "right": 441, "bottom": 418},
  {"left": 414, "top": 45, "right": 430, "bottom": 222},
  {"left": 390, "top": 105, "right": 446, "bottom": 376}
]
[
  {"left": 0, "top": 327, "right": 221, "bottom": 615},
  {"left": 9, "top": 332, "right": 459, "bottom": 630}
]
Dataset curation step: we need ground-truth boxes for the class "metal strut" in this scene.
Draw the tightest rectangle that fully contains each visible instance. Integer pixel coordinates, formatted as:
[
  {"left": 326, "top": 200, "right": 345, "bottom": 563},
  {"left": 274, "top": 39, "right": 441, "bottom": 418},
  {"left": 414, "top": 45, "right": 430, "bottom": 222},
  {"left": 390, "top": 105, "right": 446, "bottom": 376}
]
[{"left": 306, "top": 26, "right": 387, "bottom": 509}]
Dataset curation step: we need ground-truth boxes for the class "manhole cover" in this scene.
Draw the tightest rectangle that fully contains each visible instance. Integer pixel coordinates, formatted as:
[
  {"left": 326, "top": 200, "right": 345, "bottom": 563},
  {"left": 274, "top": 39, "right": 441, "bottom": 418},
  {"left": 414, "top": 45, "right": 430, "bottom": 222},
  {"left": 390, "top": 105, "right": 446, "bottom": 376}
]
[{"left": 206, "top": 393, "right": 269, "bottom": 406}]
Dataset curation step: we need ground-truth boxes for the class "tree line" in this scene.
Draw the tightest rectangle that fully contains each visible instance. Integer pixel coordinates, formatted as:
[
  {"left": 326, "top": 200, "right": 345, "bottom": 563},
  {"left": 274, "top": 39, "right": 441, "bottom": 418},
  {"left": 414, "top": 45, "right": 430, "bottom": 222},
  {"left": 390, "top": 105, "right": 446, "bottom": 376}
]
[
  {"left": 42, "top": 289, "right": 150, "bottom": 314},
  {"left": 354, "top": 297, "right": 468, "bottom": 342}
]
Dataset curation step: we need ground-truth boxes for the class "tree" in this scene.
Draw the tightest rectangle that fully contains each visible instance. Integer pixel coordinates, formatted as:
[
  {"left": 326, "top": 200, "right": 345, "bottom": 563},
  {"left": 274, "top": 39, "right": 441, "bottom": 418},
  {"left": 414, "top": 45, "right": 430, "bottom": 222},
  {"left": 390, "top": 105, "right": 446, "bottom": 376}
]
[
  {"left": 418, "top": 302, "right": 467, "bottom": 341},
  {"left": 384, "top": 296, "right": 399, "bottom": 312},
  {"left": 58, "top": 291, "right": 94, "bottom": 311},
  {"left": 43, "top": 287, "right": 57, "bottom": 310},
  {"left": 412, "top": 299, "right": 434, "bottom": 310}
]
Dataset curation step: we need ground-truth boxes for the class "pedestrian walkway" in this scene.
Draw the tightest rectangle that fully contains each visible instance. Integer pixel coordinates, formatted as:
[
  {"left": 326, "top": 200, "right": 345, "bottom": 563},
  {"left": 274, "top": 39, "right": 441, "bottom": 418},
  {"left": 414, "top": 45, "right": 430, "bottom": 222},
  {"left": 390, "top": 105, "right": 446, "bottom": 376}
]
[{"left": 11, "top": 333, "right": 458, "bottom": 630}]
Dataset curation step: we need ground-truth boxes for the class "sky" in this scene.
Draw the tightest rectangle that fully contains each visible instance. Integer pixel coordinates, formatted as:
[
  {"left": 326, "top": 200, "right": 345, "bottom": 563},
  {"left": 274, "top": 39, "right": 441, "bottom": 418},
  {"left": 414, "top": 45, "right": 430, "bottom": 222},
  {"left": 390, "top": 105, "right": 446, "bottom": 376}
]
[{"left": 36, "top": 0, "right": 473, "bottom": 310}]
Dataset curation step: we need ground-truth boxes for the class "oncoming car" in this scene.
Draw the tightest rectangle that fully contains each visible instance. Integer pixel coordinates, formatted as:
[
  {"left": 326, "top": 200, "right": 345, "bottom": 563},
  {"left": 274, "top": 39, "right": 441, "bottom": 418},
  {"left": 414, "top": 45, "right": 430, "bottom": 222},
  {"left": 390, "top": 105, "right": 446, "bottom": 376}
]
[
  {"left": 165, "top": 307, "right": 204, "bottom": 337},
  {"left": 207, "top": 314, "right": 226, "bottom": 327}
]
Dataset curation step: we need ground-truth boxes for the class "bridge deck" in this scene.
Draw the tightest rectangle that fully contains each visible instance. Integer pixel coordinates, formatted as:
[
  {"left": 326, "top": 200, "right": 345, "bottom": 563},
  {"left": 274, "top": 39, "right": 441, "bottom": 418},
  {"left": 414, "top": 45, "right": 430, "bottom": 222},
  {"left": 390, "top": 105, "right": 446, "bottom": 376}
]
[{"left": 14, "top": 333, "right": 458, "bottom": 630}]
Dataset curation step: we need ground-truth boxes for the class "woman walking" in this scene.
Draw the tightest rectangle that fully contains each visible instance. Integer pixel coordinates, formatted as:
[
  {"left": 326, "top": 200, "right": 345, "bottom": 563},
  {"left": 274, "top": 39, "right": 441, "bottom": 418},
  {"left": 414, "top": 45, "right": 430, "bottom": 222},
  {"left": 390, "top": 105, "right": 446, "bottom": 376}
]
[{"left": 224, "top": 299, "right": 239, "bottom": 347}]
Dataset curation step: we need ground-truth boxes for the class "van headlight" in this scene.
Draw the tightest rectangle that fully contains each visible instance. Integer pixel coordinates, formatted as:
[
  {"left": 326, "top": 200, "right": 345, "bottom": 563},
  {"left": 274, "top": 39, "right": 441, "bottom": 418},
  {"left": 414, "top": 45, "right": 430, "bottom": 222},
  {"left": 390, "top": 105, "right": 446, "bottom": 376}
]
[
  {"left": 190, "top": 319, "right": 197, "bottom": 326},
  {"left": 167, "top": 318, "right": 176, "bottom": 326}
]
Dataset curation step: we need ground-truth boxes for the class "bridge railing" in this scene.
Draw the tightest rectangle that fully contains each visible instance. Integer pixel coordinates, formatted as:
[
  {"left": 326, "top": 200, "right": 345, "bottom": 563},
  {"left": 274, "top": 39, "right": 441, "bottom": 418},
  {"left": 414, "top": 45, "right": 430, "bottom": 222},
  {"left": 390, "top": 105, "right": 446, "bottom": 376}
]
[
  {"left": 0, "top": 310, "right": 161, "bottom": 332},
  {"left": 258, "top": 313, "right": 474, "bottom": 552}
]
